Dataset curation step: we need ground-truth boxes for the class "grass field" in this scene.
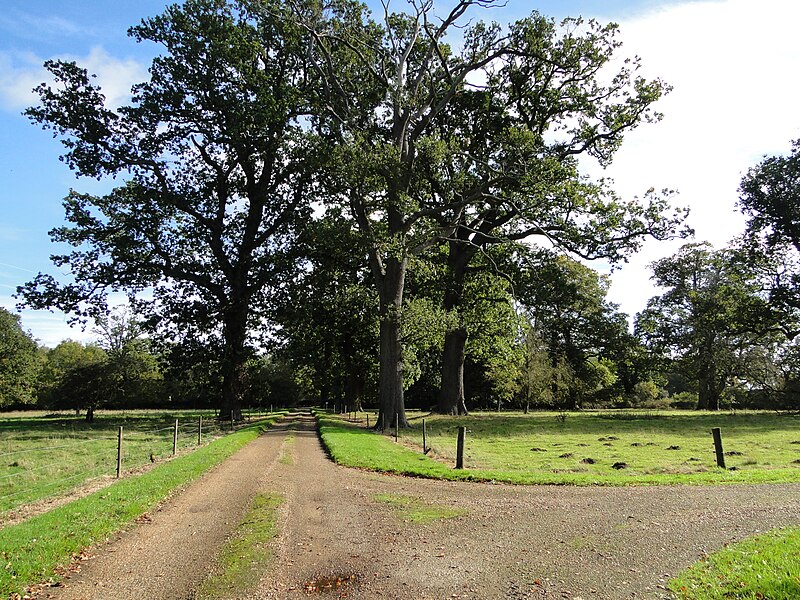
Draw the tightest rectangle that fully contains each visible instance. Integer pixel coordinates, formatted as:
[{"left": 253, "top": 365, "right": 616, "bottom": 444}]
[
  {"left": 322, "top": 409, "right": 800, "bottom": 485},
  {"left": 0, "top": 409, "right": 274, "bottom": 516},
  {"left": 0, "top": 416, "right": 280, "bottom": 598}
]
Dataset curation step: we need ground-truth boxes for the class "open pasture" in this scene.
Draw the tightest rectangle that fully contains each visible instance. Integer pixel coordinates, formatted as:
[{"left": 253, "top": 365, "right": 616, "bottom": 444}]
[
  {"left": 332, "top": 410, "right": 800, "bottom": 485},
  {"left": 0, "top": 410, "right": 250, "bottom": 516}
]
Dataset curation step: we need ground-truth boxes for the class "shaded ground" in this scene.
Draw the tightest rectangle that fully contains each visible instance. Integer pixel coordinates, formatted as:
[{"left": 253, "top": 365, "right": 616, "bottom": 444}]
[{"left": 34, "top": 412, "right": 800, "bottom": 599}]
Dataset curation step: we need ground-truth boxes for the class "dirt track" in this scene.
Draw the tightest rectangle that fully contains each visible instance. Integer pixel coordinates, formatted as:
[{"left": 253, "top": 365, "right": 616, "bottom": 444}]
[{"left": 38, "top": 412, "right": 800, "bottom": 599}]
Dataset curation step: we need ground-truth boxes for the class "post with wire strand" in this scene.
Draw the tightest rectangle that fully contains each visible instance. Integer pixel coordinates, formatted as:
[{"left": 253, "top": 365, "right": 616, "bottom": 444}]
[
  {"left": 456, "top": 426, "right": 466, "bottom": 469},
  {"left": 173, "top": 419, "right": 179, "bottom": 456},
  {"left": 712, "top": 427, "right": 726, "bottom": 469},
  {"left": 197, "top": 415, "right": 202, "bottom": 446},
  {"left": 116, "top": 426, "right": 123, "bottom": 478}
]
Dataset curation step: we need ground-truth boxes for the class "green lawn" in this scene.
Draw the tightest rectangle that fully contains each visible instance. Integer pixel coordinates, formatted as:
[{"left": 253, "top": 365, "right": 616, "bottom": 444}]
[
  {"left": 0, "top": 409, "right": 273, "bottom": 515},
  {"left": 321, "top": 410, "right": 800, "bottom": 485},
  {"left": 670, "top": 527, "right": 800, "bottom": 599},
  {"left": 0, "top": 416, "right": 280, "bottom": 598}
]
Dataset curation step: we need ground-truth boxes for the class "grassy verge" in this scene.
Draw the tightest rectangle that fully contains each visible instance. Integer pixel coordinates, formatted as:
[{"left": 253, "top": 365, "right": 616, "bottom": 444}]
[
  {"left": 317, "top": 411, "right": 800, "bottom": 486},
  {"left": 374, "top": 493, "right": 466, "bottom": 523},
  {"left": 669, "top": 527, "right": 800, "bottom": 599},
  {"left": 279, "top": 431, "right": 296, "bottom": 466},
  {"left": 196, "top": 492, "right": 282, "bottom": 599},
  {"left": 0, "top": 417, "right": 279, "bottom": 599}
]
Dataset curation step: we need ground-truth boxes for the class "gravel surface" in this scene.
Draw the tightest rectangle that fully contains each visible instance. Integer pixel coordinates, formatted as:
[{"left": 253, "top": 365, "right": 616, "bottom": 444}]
[
  {"left": 39, "top": 423, "right": 287, "bottom": 600},
  {"left": 33, "top": 412, "right": 800, "bottom": 600}
]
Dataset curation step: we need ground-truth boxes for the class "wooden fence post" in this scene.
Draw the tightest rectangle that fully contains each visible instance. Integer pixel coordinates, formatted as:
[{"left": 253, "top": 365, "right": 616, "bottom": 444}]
[
  {"left": 712, "top": 427, "right": 726, "bottom": 469},
  {"left": 116, "top": 426, "right": 123, "bottom": 478},
  {"left": 197, "top": 416, "right": 202, "bottom": 446},
  {"left": 366, "top": 413, "right": 370, "bottom": 428},
  {"left": 422, "top": 418, "right": 427, "bottom": 454},
  {"left": 173, "top": 419, "right": 179, "bottom": 456},
  {"left": 456, "top": 426, "right": 466, "bottom": 469},
  {"left": 394, "top": 413, "right": 399, "bottom": 442}
]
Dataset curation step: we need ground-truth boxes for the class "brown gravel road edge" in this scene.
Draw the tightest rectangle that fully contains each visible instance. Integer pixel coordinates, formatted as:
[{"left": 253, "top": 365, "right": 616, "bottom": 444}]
[
  {"left": 36, "top": 418, "right": 290, "bottom": 600},
  {"left": 32, "top": 412, "right": 800, "bottom": 600}
]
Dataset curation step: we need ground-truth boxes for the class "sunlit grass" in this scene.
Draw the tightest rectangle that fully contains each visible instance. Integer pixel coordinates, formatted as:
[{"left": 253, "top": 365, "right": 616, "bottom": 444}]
[
  {"left": 0, "top": 409, "right": 277, "bottom": 515},
  {"left": 319, "top": 410, "right": 800, "bottom": 485},
  {"left": 669, "top": 527, "right": 800, "bottom": 599},
  {"left": 279, "top": 431, "right": 296, "bottom": 465},
  {"left": 374, "top": 493, "right": 467, "bottom": 523}
]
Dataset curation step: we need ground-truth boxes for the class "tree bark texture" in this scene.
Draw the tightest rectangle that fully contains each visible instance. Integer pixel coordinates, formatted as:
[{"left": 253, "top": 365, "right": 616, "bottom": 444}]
[
  {"left": 220, "top": 303, "right": 248, "bottom": 421},
  {"left": 436, "top": 240, "right": 475, "bottom": 415},
  {"left": 438, "top": 328, "right": 469, "bottom": 415},
  {"left": 697, "top": 351, "right": 722, "bottom": 411},
  {"left": 376, "top": 255, "right": 408, "bottom": 428}
]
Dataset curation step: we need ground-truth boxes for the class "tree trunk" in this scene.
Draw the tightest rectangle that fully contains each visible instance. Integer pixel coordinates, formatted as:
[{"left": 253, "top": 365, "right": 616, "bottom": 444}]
[
  {"left": 377, "top": 309, "right": 406, "bottom": 428},
  {"left": 342, "top": 336, "right": 365, "bottom": 412},
  {"left": 437, "top": 240, "right": 475, "bottom": 415},
  {"left": 376, "top": 255, "right": 407, "bottom": 429},
  {"left": 697, "top": 356, "right": 720, "bottom": 411},
  {"left": 220, "top": 303, "right": 248, "bottom": 421},
  {"left": 220, "top": 361, "right": 245, "bottom": 421},
  {"left": 344, "top": 368, "right": 364, "bottom": 412},
  {"left": 438, "top": 327, "right": 469, "bottom": 415}
]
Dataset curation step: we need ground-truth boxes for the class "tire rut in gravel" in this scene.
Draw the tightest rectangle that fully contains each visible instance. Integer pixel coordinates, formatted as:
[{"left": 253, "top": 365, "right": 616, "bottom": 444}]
[{"left": 38, "top": 420, "right": 290, "bottom": 600}]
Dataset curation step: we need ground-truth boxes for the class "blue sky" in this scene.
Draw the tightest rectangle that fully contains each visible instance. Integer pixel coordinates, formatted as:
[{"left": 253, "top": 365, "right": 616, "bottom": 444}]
[{"left": 1, "top": 0, "right": 799, "bottom": 347}]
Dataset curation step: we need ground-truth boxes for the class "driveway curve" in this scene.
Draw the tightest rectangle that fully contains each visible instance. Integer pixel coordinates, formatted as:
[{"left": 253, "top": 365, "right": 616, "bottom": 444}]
[{"left": 36, "top": 412, "right": 800, "bottom": 600}]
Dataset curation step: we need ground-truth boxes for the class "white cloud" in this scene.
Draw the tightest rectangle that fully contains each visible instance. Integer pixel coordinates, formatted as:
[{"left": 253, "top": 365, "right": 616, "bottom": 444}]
[
  {"left": 0, "top": 294, "right": 93, "bottom": 348},
  {"left": 0, "top": 227, "right": 30, "bottom": 243},
  {"left": 0, "top": 46, "right": 148, "bottom": 111},
  {"left": 594, "top": 0, "right": 800, "bottom": 319},
  {"left": 19, "top": 310, "right": 95, "bottom": 349},
  {"left": 0, "top": 51, "right": 44, "bottom": 110},
  {"left": 0, "top": 11, "right": 97, "bottom": 42}
]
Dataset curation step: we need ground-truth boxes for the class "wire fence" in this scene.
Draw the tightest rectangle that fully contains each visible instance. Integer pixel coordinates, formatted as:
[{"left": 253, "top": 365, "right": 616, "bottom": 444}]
[{"left": 0, "top": 409, "right": 277, "bottom": 518}]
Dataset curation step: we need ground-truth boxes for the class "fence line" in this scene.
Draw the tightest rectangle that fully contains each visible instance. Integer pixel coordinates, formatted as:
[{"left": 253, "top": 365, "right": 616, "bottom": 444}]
[
  {"left": 0, "top": 452, "right": 116, "bottom": 482},
  {"left": 0, "top": 414, "right": 243, "bottom": 515},
  {"left": 0, "top": 463, "right": 109, "bottom": 504},
  {"left": 0, "top": 436, "right": 118, "bottom": 459}
]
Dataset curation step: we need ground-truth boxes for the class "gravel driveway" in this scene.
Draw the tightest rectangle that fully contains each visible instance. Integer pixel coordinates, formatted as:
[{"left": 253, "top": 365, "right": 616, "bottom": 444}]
[{"left": 36, "top": 412, "right": 800, "bottom": 600}]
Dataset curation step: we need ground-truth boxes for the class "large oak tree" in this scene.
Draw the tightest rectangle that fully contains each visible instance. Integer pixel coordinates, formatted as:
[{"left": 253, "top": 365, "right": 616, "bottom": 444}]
[
  {"left": 298, "top": 0, "right": 683, "bottom": 424},
  {"left": 18, "top": 0, "right": 316, "bottom": 418},
  {"left": 636, "top": 243, "right": 782, "bottom": 410}
]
